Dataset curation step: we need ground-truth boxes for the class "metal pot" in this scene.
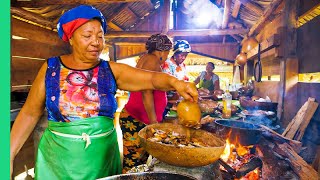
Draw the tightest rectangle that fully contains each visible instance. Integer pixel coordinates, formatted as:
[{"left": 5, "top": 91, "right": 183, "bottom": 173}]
[
  {"left": 213, "top": 120, "right": 262, "bottom": 146},
  {"left": 99, "top": 172, "right": 197, "bottom": 180}
]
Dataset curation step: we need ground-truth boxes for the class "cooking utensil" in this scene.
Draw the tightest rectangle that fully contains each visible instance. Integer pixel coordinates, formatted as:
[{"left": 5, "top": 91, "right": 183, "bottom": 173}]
[
  {"left": 138, "top": 123, "right": 226, "bottom": 167},
  {"left": 98, "top": 172, "right": 197, "bottom": 180},
  {"left": 214, "top": 120, "right": 262, "bottom": 146},
  {"left": 253, "top": 44, "right": 262, "bottom": 82}
]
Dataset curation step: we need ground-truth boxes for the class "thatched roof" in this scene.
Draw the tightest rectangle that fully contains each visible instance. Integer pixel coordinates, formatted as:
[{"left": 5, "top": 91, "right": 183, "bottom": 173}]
[{"left": 11, "top": 0, "right": 283, "bottom": 45}]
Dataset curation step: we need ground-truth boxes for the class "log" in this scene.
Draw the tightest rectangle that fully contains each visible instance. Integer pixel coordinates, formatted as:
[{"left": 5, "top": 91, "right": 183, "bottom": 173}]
[
  {"left": 235, "top": 157, "right": 263, "bottom": 178},
  {"left": 312, "top": 146, "right": 320, "bottom": 176},
  {"left": 282, "top": 98, "right": 319, "bottom": 141},
  {"left": 257, "top": 138, "right": 298, "bottom": 179},
  {"left": 218, "top": 159, "right": 236, "bottom": 176},
  {"left": 260, "top": 125, "right": 302, "bottom": 153},
  {"left": 248, "top": 0, "right": 284, "bottom": 36},
  {"left": 276, "top": 143, "right": 318, "bottom": 180}
]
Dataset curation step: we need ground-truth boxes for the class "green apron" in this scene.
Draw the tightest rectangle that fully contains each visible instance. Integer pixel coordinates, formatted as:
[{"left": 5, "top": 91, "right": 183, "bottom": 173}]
[
  {"left": 199, "top": 79, "right": 214, "bottom": 92},
  {"left": 35, "top": 116, "right": 121, "bottom": 180}
]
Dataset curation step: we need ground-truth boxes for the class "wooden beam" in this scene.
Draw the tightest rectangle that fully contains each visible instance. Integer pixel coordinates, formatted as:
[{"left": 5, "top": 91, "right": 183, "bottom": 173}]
[
  {"left": 144, "top": 0, "right": 154, "bottom": 9},
  {"left": 238, "top": 0, "right": 263, "bottom": 16},
  {"left": 108, "top": 22, "right": 123, "bottom": 31},
  {"left": 114, "top": 42, "right": 145, "bottom": 46},
  {"left": 249, "top": 0, "right": 284, "bottom": 36},
  {"left": 130, "top": 4, "right": 157, "bottom": 31},
  {"left": 11, "top": 18, "right": 68, "bottom": 47},
  {"left": 105, "top": 3, "right": 131, "bottom": 31},
  {"left": 11, "top": 7, "right": 56, "bottom": 29},
  {"left": 296, "top": 3, "right": 320, "bottom": 28},
  {"left": 277, "top": 0, "right": 299, "bottom": 124},
  {"left": 232, "top": 0, "right": 241, "bottom": 18},
  {"left": 230, "top": 34, "right": 242, "bottom": 43},
  {"left": 11, "top": 40, "right": 69, "bottom": 59},
  {"left": 222, "top": 0, "right": 232, "bottom": 29},
  {"left": 247, "top": 34, "right": 281, "bottom": 59},
  {"left": 11, "top": 0, "right": 145, "bottom": 7},
  {"left": 161, "top": 0, "right": 171, "bottom": 34},
  {"left": 105, "top": 28, "right": 248, "bottom": 38}
]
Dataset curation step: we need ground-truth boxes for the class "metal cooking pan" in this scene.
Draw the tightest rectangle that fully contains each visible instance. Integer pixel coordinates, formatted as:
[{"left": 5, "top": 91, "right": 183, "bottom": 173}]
[{"left": 214, "top": 120, "right": 262, "bottom": 146}]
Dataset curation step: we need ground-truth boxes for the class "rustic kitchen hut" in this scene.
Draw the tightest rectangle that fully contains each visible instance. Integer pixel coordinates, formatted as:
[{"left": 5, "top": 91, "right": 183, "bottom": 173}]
[{"left": 10, "top": 0, "right": 320, "bottom": 179}]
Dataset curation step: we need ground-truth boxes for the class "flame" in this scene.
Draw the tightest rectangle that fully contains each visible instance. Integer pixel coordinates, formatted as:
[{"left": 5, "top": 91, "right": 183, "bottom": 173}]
[{"left": 220, "top": 138, "right": 261, "bottom": 180}]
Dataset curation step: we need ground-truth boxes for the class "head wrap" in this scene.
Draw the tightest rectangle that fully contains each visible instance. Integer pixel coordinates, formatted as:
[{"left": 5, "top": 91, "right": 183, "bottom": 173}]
[
  {"left": 57, "top": 5, "right": 107, "bottom": 42},
  {"left": 173, "top": 40, "right": 191, "bottom": 53},
  {"left": 145, "top": 34, "right": 173, "bottom": 52}
]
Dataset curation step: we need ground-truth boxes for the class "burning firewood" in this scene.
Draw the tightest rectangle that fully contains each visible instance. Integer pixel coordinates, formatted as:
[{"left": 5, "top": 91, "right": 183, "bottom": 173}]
[{"left": 235, "top": 157, "right": 263, "bottom": 178}]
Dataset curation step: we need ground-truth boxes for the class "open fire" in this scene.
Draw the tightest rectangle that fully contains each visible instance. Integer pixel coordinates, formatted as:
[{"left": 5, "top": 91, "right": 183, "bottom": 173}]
[{"left": 219, "top": 139, "right": 262, "bottom": 180}]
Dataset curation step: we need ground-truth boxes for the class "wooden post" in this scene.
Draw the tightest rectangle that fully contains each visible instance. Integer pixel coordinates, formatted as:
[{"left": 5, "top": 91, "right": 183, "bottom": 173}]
[
  {"left": 221, "top": 0, "right": 231, "bottom": 29},
  {"left": 161, "top": 0, "right": 171, "bottom": 34},
  {"left": 276, "top": 0, "right": 299, "bottom": 124}
]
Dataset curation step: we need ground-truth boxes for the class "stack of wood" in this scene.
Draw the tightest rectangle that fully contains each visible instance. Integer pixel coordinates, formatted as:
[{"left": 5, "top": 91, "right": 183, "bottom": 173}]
[
  {"left": 282, "top": 97, "right": 319, "bottom": 141},
  {"left": 258, "top": 97, "right": 319, "bottom": 180}
]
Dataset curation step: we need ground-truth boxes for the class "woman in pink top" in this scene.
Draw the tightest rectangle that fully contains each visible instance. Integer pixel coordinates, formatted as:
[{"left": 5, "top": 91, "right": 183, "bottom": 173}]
[{"left": 120, "top": 34, "right": 173, "bottom": 172}]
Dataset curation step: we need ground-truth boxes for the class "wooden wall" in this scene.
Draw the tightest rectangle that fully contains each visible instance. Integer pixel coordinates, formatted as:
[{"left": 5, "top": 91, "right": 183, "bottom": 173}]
[
  {"left": 112, "top": 42, "right": 239, "bottom": 62},
  {"left": 297, "top": 15, "right": 320, "bottom": 73},
  {"left": 11, "top": 18, "right": 70, "bottom": 92}
]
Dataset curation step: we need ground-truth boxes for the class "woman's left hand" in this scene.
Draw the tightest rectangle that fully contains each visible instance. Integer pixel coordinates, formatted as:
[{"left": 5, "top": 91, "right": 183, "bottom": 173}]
[{"left": 173, "top": 81, "right": 198, "bottom": 103}]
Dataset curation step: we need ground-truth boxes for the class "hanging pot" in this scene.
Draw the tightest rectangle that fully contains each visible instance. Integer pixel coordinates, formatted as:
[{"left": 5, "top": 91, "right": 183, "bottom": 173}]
[
  {"left": 241, "top": 37, "right": 259, "bottom": 53},
  {"left": 235, "top": 52, "right": 248, "bottom": 66}
]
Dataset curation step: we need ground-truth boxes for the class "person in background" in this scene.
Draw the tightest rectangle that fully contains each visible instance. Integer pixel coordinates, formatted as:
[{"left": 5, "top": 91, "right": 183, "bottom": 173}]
[
  {"left": 194, "top": 62, "right": 220, "bottom": 94},
  {"left": 161, "top": 40, "right": 191, "bottom": 117},
  {"left": 161, "top": 40, "right": 191, "bottom": 81},
  {"left": 119, "top": 34, "right": 173, "bottom": 173},
  {"left": 9, "top": 5, "right": 198, "bottom": 180}
]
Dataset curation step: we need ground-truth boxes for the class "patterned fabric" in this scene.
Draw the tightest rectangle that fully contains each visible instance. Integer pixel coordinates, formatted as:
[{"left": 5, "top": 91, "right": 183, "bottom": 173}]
[
  {"left": 45, "top": 56, "right": 117, "bottom": 122},
  {"left": 145, "top": 33, "right": 173, "bottom": 51},
  {"left": 161, "top": 57, "right": 189, "bottom": 81},
  {"left": 119, "top": 109, "right": 149, "bottom": 173},
  {"left": 199, "top": 71, "right": 219, "bottom": 91},
  {"left": 173, "top": 40, "right": 191, "bottom": 53},
  {"left": 57, "top": 5, "right": 107, "bottom": 42}
]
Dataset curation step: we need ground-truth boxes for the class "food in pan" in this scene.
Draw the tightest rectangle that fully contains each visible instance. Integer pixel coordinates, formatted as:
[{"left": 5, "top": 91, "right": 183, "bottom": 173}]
[{"left": 146, "top": 127, "right": 209, "bottom": 148}]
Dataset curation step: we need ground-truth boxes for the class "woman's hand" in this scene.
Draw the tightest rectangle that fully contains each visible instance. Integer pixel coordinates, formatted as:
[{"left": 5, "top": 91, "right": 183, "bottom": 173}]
[{"left": 173, "top": 81, "right": 198, "bottom": 103}]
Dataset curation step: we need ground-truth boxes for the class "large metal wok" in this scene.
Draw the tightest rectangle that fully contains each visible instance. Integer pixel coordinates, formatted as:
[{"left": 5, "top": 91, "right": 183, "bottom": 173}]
[
  {"left": 138, "top": 123, "right": 226, "bottom": 167},
  {"left": 214, "top": 120, "right": 262, "bottom": 146}
]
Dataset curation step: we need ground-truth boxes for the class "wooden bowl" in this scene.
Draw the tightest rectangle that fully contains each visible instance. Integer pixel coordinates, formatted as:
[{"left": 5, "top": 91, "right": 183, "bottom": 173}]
[
  {"left": 138, "top": 123, "right": 226, "bottom": 167},
  {"left": 239, "top": 97, "right": 278, "bottom": 112}
]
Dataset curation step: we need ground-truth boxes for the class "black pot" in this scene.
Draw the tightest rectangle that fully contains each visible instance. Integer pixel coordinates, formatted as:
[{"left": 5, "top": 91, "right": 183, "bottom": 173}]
[
  {"left": 213, "top": 120, "right": 262, "bottom": 146},
  {"left": 99, "top": 172, "right": 197, "bottom": 180}
]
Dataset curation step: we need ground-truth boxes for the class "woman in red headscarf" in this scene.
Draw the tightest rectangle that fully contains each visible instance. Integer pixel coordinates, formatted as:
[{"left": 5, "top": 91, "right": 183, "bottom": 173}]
[
  {"left": 10, "top": 5, "right": 198, "bottom": 180},
  {"left": 119, "top": 34, "right": 173, "bottom": 173}
]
